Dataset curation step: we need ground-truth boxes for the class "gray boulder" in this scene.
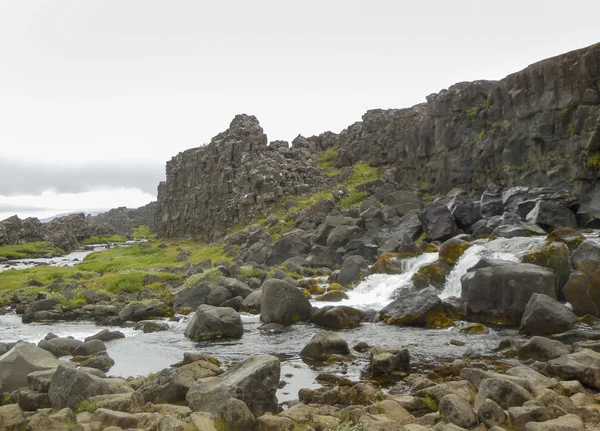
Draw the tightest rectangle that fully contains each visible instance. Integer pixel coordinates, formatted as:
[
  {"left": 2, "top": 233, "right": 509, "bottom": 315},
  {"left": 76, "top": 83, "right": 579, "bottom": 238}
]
[
  {"left": 518, "top": 336, "right": 572, "bottom": 361},
  {"left": 480, "top": 186, "right": 504, "bottom": 218},
  {"left": 337, "top": 255, "right": 370, "bottom": 287},
  {"left": 241, "top": 288, "right": 263, "bottom": 313},
  {"left": 477, "top": 399, "right": 507, "bottom": 428},
  {"left": 370, "top": 346, "right": 410, "bottom": 376},
  {"left": 187, "top": 355, "right": 280, "bottom": 417},
  {"left": 526, "top": 200, "right": 577, "bottom": 230},
  {"left": 546, "top": 348, "right": 600, "bottom": 389},
  {"left": 439, "top": 394, "right": 477, "bottom": 428},
  {"left": 264, "top": 232, "right": 310, "bottom": 266},
  {"left": 524, "top": 414, "right": 583, "bottom": 431},
  {"left": 260, "top": 278, "right": 311, "bottom": 325},
  {"left": 184, "top": 305, "right": 243, "bottom": 341},
  {"left": 219, "top": 398, "right": 255, "bottom": 431},
  {"left": 307, "top": 245, "right": 343, "bottom": 269},
  {"left": 380, "top": 286, "right": 450, "bottom": 327},
  {"left": 463, "top": 263, "right": 556, "bottom": 325},
  {"left": 422, "top": 202, "right": 458, "bottom": 241},
  {"left": 326, "top": 225, "right": 365, "bottom": 249},
  {"left": 47, "top": 364, "right": 133, "bottom": 409},
  {"left": 0, "top": 342, "right": 67, "bottom": 393},
  {"left": 72, "top": 339, "right": 106, "bottom": 356},
  {"left": 299, "top": 331, "right": 350, "bottom": 362},
  {"left": 85, "top": 329, "right": 125, "bottom": 342},
  {"left": 310, "top": 305, "right": 365, "bottom": 329},
  {"left": 173, "top": 283, "right": 233, "bottom": 312},
  {"left": 520, "top": 293, "right": 577, "bottom": 336},
  {"left": 46, "top": 337, "right": 83, "bottom": 355},
  {"left": 450, "top": 196, "right": 481, "bottom": 229},
  {"left": 475, "top": 378, "right": 533, "bottom": 409},
  {"left": 571, "top": 239, "right": 600, "bottom": 274}
]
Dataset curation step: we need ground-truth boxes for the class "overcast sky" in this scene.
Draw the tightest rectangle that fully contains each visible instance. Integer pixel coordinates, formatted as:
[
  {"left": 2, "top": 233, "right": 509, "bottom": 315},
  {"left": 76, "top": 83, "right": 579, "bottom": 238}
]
[{"left": 1, "top": 0, "right": 599, "bottom": 221}]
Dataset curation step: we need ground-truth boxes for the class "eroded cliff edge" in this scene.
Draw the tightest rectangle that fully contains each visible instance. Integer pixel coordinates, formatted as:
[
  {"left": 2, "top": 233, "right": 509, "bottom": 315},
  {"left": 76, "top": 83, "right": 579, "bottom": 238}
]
[{"left": 156, "top": 43, "right": 600, "bottom": 239}]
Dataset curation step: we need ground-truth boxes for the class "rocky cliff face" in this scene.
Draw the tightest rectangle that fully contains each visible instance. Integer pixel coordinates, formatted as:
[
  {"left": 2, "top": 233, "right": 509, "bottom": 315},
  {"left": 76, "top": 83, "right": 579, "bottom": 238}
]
[
  {"left": 155, "top": 115, "right": 330, "bottom": 239},
  {"left": 0, "top": 216, "right": 45, "bottom": 246},
  {"left": 336, "top": 44, "right": 600, "bottom": 199},
  {"left": 156, "top": 43, "right": 600, "bottom": 239},
  {"left": 87, "top": 202, "right": 157, "bottom": 237}
]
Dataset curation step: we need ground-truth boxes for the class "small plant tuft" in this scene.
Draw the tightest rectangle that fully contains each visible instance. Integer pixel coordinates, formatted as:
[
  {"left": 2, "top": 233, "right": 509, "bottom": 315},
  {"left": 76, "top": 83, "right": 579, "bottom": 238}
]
[
  {"left": 75, "top": 399, "right": 97, "bottom": 414},
  {"left": 425, "top": 394, "right": 439, "bottom": 411}
]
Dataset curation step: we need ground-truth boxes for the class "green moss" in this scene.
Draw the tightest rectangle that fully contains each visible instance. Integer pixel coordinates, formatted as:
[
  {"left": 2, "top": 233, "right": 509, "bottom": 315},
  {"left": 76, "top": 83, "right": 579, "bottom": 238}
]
[
  {"left": 183, "top": 267, "right": 222, "bottom": 287},
  {"left": 424, "top": 394, "right": 438, "bottom": 411},
  {"left": 484, "top": 94, "right": 493, "bottom": 109},
  {"left": 476, "top": 129, "right": 485, "bottom": 143},
  {"left": 75, "top": 399, "right": 97, "bottom": 414},
  {"left": 0, "top": 242, "right": 63, "bottom": 259},
  {"left": 459, "top": 323, "right": 488, "bottom": 334},
  {"left": 317, "top": 147, "right": 339, "bottom": 169},
  {"left": 0, "top": 394, "right": 12, "bottom": 406},
  {"left": 424, "top": 311, "right": 455, "bottom": 328},
  {"left": 80, "top": 235, "right": 129, "bottom": 245},
  {"left": 339, "top": 191, "right": 367, "bottom": 210},
  {"left": 374, "top": 402, "right": 386, "bottom": 414},
  {"left": 416, "top": 232, "right": 429, "bottom": 243},
  {"left": 586, "top": 153, "right": 600, "bottom": 169},
  {"left": 131, "top": 225, "right": 156, "bottom": 239},
  {"left": 439, "top": 241, "right": 469, "bottom": 265},
  {"left": 466, "top": 107, "right": 479, "bottom": 118},
  {"left": 567, "top": 123, "right": 575, "bottom": 137},
  {"left": 411, "top": 261, "right": 448, "bottom": 290}
]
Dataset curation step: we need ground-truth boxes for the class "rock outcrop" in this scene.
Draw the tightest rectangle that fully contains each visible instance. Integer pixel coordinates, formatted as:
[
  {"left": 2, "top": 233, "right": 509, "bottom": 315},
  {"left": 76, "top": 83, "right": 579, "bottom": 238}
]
[
  {"left": 156, "top": 115, "right": 327, "bottom": 240},
  {"left": 155, "top": 44, "right": 600, "bottom": 240},
  {"left": 87, "top": 202, "right": 157, "bottom": 237}
]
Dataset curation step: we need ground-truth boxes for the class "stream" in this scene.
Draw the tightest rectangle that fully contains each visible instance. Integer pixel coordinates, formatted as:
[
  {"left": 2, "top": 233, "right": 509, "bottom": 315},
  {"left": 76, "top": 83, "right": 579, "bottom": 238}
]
[{"left": 0, "top": 235, "right": 574, "bottom": 402}]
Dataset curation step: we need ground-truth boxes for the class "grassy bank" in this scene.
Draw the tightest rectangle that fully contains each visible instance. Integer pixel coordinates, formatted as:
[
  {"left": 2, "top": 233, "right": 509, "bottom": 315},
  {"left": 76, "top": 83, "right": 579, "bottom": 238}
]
[
  {"left": 0, "top": 242, "right": 63, "bottom": 260},
  {"left": 0, "top": 240, "right": 231, "bottom": 305}
]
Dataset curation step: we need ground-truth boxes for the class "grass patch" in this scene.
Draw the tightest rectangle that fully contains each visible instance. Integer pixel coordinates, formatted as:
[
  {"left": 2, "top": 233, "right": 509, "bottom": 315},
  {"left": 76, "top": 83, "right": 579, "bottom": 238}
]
[
  {"left": 425, "top": 394, "right": 439, "bottom": 411},
  {"left": 182, "top": 268, "right": 222, "bottom": 288},
  {"left": 466, "top": 107, "right": 479, "bottom": 118},
  {"left": 0, "top": 242, "right": 63, "bottom": 259},
  {"left": 75, "top": 399, "right": 97, "bottom": 414},
  {"left": 586, "top": 153, "right": 600, "bottom": 169},
  {"left": 0, "top": 265, "right": 91, "bottom": 296},
  {"left": 318, "top": 147, "right": 342, "bottom": 177},
  {"left": 339, "top": 191, "right": 367, "bottom": 210},
  {"left": 80, "top": 235, "right": 128, "bottom": 245},
  {"left": 132, "top": 225, "right": 156, "bottom": 239}
]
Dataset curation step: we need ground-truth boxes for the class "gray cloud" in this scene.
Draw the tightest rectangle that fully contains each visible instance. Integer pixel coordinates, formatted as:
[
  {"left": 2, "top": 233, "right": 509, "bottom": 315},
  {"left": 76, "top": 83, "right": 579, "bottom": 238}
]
[
  {"left": 0, "top": 203, "right": 52, "bottom": 212},
  {"left": 0, "top": 159, "right": 164, "bottom": 196}
]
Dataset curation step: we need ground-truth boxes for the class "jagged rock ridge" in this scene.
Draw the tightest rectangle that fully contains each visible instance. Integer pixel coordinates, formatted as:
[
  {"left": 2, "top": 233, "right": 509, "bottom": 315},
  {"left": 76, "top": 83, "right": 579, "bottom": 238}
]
[{"left": 156, "top": 43, "right": 600, "bottom": 239}]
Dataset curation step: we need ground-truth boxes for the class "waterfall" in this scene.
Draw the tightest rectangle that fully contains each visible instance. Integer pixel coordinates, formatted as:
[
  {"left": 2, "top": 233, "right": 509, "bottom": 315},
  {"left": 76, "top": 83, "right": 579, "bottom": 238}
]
[{"left": 440, "top": 236, "right": 546, "bottom": 299}]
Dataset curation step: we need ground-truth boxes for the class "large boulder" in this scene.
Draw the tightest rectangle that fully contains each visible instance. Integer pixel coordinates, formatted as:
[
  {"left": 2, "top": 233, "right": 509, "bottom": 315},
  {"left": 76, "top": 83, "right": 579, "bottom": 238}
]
[
  {"left": 522, "top": 242, "right": 571, "bottom": 293},
  {"left": 310, "top": 305, "right": 365, "bottom": 329},
  {"left": 524, "top": 414, "right": 583, "bottom": 431},
  {"left": 72, "top": 339, "right": 107, "bottom": 356},
  {"left": 264, "top": 232, "right": 310, "bottom": 266},
  {"left": 380, "top": 286, "right": 453, "bottom": 327},
  {"left": 526, "top": 200, "right": 577, "bottom": 230},
  {"left": 307, "top": 245, "right": 343, "bottom": 269},
  {"left": 337, "top": 255, "right": 370, "bottom": 287},
  {"left": 186, "top": 355, "right": 280, "bottom": 417},
  {"left": 518, "top": 336, "right": 572, "bottom": 361},
  {"left": 546, "top": 348, "right": 600, "bottom": 389},
  {"left": 173, "top": 283, "right": 233, "bottom": 312},
  {"left": 370, "top": 346, "right": 410, "bottom": 376},
  {"left": 0, "top": 404, "right": 27, "bottom": 431},
  {"left": 422, "top": 202, "right": 458, "bottom": 241},
  {"left": 326, "top": 224, "right": 365, "bottom": 249},
  {"left": 139, "top": 360, "right": 221, "bottom": 403},
  {"left": 439, "top": 394, "right": 478, "bottom": 428},
  {"left": 463, "top": 263, "right": 556, "bottom": 325},
  {"left": 184, "top": 305, "right": 243, "bottom": 341},
  {"left": 0, "top": 342, "right": 67, "bottom": 393},
  {"left": 449, "top": 196, "right": 481, "bottom": 229},
  {"left": 480, "top": 185, "right": 504, "bottom": 218},
  {"left": 520, "top": 293, "right": 577, "bottom": 336},
  {"left": 47, "top": 364, "right": 133, "bottom": 409},
  {"left": 299, "top": 332, "right": 350, "bottom": 362},
  {"left": 563, "top": 272, "right": 600, "bottom": 315},
  {"left": 475, "top": 378, "right": 533, "bottom": 409},
  {"left": 260, "top": 279, "right": 311, "bottom": 325},
  {"left": 571, "top": 239, "right": 600, "bottom": 274}
]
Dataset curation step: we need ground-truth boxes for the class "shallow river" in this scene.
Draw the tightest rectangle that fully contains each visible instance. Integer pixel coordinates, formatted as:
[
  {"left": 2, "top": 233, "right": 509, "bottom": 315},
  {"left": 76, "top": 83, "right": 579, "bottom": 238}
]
[{"left": 0, "top": 236, "right": 557, "bottom": 401}]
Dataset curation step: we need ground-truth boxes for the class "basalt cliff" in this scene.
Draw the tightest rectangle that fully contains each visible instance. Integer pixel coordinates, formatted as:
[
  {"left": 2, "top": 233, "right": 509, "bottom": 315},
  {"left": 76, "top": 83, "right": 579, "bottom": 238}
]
[{"left": 156, "top": 43, "right": 600, "bottom": 240}]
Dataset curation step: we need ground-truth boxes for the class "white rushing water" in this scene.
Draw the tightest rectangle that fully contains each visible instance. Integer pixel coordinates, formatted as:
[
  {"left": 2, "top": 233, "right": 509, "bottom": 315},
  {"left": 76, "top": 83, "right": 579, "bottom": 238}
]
[{"left": 440, "top": 236, "right": 546, "bottom": 298}]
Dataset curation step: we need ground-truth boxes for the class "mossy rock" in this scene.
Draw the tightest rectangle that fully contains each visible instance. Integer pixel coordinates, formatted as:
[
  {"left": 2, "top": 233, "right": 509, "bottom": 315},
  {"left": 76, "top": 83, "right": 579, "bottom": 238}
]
[
  {"left": 439, "top": 238, "right": 470, "bottom": 265},
  {"left": 578, "top": 314, "right": 600, "bottom": 327},
  {"left": 419, "top": 242, "right": 439, "bottom": 253},
  {"left": 459, "top": 323, "right": 489, "bottom": 334},
  {"left": 315, "top": 291, "right": 349, "bottom": 302},
  {"left": 300, "top": 288, "right": 312, "bottom": 299},
  {"left": 546, "top": 228, "right": 585, "bottom": 251},
  {"left": 425, "top": 311, "right": 455, "bottom": 328},
  {"left": 328, "top": 282, "right": 345, "bottom": 291},
  {"left": 373, "top": 253, "right": 396, "bottom": 274},
  {"left": 522, "top": 242, "right": 570, "bottom": 289},
  {"left": 304, "top": 279, "right": 325, "bottom": 295},
  {"left": 411, "top": 259, "right": 451, "bottom": 290}
]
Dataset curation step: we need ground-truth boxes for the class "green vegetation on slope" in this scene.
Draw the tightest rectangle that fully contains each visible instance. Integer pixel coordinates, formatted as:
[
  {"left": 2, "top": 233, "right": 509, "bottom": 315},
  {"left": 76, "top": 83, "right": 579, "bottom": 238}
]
[
  {"left": 132, "top": 225, "right": 156, "bottom": 239},
  {"left": 317, "top": 147, "right": 342, "bottom": 177},
  {"left": 0, "top": 242, "right": 63, "bottom": 259}
]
